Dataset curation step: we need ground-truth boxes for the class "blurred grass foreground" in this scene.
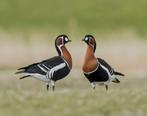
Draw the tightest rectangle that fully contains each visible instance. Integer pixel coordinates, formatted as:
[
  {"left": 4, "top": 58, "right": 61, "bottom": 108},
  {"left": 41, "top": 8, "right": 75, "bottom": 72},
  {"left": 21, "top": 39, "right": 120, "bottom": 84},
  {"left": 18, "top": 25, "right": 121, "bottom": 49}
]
[{"left": 0, "top": 0, "right": 147, "bottom": 116}]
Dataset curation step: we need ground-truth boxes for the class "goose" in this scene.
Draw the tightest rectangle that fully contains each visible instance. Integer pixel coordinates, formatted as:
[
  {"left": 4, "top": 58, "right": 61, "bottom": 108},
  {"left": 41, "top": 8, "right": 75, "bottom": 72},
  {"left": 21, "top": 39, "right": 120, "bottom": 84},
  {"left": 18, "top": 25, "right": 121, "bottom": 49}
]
[
  {"left": 16, "top": 35, "right": 72, "bottom": 91},
  {"left": 82, "top": 35, "right": 125, "bottom": 90}
]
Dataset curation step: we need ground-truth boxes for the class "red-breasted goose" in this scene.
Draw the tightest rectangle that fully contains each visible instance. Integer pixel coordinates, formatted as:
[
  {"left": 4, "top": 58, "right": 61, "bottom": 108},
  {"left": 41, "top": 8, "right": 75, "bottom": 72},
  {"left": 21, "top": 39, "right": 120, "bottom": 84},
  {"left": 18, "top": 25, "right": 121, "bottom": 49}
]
[
  {"left": 16, "top": 35, "right": 72, "bottom": 91},
  {"left": 82, "top": 35, "right": 125, "bottom": 90}
]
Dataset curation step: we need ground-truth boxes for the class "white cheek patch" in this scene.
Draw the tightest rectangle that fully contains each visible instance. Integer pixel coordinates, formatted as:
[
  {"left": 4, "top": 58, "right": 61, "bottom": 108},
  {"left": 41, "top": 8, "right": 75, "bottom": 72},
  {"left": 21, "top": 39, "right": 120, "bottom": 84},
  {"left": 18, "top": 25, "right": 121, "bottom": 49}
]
[
  {"left": 61, "top": 36, "right": 64, "bottom": 39},
  {"left": 59, "top": 37, "right": 64, "bottom": 46},
  {"left": 89, "top": 39, "right": 95, "bottom": 48},
  {"left": 65, "top": 37, "right": 68, "bottom": 42},
  {"left": 90, "top": 42, "right": 95, "bottom": 49},
  {"left": 85, "top": 37, "right": 88, "bottom": 41}
]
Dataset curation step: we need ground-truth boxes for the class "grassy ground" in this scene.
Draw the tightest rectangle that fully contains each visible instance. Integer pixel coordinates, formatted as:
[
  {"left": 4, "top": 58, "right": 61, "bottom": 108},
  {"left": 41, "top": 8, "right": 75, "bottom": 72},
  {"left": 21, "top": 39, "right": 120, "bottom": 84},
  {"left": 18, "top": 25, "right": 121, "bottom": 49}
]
[{"left": 0, "top": 70, "right": 147, "bottom": 116}]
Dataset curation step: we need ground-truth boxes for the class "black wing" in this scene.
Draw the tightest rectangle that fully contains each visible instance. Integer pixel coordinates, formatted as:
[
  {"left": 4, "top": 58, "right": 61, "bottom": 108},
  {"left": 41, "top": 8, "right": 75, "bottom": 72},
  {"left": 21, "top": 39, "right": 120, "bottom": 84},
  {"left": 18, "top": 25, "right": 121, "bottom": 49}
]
[
  {"left": 98, "top": 58, "right": 125, "bottom": 76},
  {"left": 98, "top": 58, "right": 114, "bottom": 75},
  {"left": 16, "top": 56, "right": 63, "bottom": 75},
  {"left": 16, "top": 56, "right": 71, "bottom": 81}
]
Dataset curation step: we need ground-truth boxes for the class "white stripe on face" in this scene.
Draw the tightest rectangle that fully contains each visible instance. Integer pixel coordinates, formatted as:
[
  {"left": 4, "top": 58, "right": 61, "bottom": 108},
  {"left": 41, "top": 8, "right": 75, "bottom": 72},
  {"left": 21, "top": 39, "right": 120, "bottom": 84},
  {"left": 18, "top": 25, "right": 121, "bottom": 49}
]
[
  {"left": 89, "top": 38, "right": 95, "bottom": 48},
  {"left": 56, "top": 36, "right": 64, "bottom": 46},
  {"left": 61, "top": 36, "right": 64, "bottom": 45},
  {"left": 57, "top": 37, "right": 65, "bottom": 56}
]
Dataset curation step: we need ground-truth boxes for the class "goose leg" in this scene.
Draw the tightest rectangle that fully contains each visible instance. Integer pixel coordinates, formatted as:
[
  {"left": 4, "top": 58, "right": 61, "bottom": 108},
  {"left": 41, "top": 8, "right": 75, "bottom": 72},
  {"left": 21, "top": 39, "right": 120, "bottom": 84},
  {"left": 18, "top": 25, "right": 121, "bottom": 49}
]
[
  {"left": 105, "top": 84, "right": 108, "bottom": 91},
  {"left": 46, "top": 72, "right": 52, "bottom": 91},
  {"left": 51, "top": 80, "right": 55, "bottom": 91},
  {"left": 91, "top": 82, "right": 96, "bottom": 89},
  {"left": 112, "top": 78, "right": 120, "bottom": 83},
  {"left": 46, "top": 83, "right": 49, "bottom": 91}
]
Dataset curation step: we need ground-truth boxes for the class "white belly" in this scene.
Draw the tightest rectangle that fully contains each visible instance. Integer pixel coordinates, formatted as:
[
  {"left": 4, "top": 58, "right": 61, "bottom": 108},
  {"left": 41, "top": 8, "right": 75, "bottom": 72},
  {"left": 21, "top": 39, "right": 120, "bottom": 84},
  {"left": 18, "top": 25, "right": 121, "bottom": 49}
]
[{"left": 24, "top": 73, "right": 49, "bottom": 82}]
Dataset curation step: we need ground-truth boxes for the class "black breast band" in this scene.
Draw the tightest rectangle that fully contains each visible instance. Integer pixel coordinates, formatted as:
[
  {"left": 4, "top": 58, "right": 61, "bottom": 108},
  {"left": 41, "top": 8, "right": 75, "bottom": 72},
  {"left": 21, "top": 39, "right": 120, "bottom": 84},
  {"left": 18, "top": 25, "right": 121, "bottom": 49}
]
[{"left": 84, "top": 61, "right": 109, "bottom": 82}]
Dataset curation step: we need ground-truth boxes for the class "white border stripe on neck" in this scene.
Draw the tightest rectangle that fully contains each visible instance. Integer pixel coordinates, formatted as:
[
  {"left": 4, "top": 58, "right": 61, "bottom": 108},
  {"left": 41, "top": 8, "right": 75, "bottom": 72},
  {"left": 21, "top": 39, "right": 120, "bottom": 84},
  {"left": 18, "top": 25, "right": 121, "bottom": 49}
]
[
  {"left": 62, "top": 58, "right": 70, "bottom": 70},
  {"left": 57, "top": 45, "right": 64, "bottom": 56},
  {"left": 83, "top": 64, "right": 99, "bottom": 75}
]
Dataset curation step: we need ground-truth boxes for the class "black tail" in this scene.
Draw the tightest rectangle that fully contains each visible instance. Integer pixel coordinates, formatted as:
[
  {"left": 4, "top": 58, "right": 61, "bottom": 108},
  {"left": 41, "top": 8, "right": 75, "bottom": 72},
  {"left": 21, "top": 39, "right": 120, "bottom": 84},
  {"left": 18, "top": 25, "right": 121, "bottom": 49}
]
[
  {"left": 16, "top": 65, "right": 32, "bottom": 79},
  {"left": 15, "top": 68, "right": 27, "bottom": 74},
  {"left": 20, "top": 75, "right": 30, "bottom": 79},
  {"left": 15, "top": 69, "right": 30, "bottom": 79},
  {"left": 17, "top": 66, "right": 29, "bottom": 70},
  {"left": 15, "top": 70, "right": 25, "bottom": 74},
  {"left": 114, "top": 71, "right": 125, "bottom": 76},
  {"left": 15, "top": 65, "right": 30, "bottom": 74},
  {"left": 112, "top": 78, "right": 120, "bottom": 83}
]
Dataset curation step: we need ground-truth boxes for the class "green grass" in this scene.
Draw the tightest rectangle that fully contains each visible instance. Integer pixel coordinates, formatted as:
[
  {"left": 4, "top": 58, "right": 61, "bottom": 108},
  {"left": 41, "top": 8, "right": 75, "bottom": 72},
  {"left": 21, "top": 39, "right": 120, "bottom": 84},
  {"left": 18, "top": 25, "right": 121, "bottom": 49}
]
[
  {"left": 0, "top": 70, "right": 147, "bottom": 116},
  {"left": 0, "top": 0, "right": 147, "bottom": 35}
]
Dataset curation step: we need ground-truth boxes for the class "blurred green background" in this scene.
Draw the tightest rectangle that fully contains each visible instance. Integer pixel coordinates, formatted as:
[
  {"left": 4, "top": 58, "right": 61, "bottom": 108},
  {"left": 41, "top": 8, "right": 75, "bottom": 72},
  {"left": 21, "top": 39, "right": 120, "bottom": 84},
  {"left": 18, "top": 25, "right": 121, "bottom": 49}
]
[
  {"left": 0, "top": 0, "right": 147, "bottom": 116},
  {"left": 0, "top": 0, "right": 147, "bottom": 35}
]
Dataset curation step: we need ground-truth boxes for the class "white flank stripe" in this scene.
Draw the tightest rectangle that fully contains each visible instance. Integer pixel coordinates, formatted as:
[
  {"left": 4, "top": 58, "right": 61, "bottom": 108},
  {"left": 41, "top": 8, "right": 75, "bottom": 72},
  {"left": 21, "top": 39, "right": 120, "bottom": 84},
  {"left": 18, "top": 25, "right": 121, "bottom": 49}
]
[
  {"left": 37, "top": 64, "right": 47, "bottom": 73},
  {"left": 99, "top": 64, "right": 113, "bottom": 84},
  {"left": 52, "top": 63, "right": 66, "bottom": 71},
  {"left": 42, "top": 64, "right": 51, "bottom": 70},
  {"left": 23, "top": 73, "right": 49, "bottom": 82},
  {"left": 48, "top": 63, "right": 66, "bottom": 79},
  {"left": 100, "top": 64, "right": 111, "bottom": 77},
  {"left": 32, "top": 74, "right": 48, "bottom": 82}
]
